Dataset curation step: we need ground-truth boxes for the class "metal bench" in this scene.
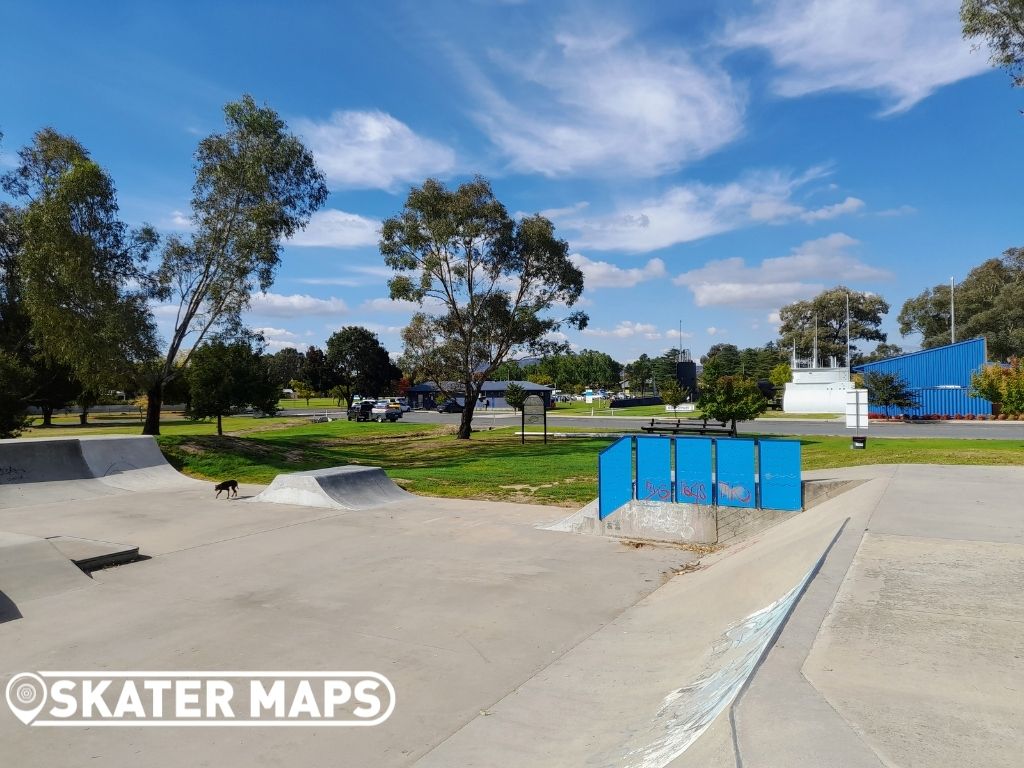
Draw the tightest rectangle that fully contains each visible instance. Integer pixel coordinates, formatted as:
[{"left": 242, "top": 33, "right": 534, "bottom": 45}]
[{"left": 639, "top": 418, "right": 736, "bottom": 437}]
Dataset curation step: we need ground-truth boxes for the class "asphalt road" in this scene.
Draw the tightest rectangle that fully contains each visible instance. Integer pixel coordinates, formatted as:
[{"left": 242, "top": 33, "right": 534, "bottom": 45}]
[{"left": 294, "top": 407, "right": 1024, "bottom": 440}]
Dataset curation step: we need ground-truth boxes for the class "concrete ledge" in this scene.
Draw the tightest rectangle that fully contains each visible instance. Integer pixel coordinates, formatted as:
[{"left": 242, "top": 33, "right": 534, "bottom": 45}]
[{"left": 46, "top": 536, "right": 141, "bottom": 572}]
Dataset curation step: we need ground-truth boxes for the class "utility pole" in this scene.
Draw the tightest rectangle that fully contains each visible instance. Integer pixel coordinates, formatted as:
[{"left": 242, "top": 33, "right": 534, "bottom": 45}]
[
  {"left": 950, "top": 277, "right": 956, "bottom": 344},
  {"left": 813, "top": 313, "right": 819, "bottom": 368},
  {"left": 845, "top": 291, "right": 851, "bottom": 370}
]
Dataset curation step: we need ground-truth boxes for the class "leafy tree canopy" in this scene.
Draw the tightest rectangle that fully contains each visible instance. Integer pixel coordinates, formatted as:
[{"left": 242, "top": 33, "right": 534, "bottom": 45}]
[
  {"left": 898, "top": 249, "right": 1024, "bottom": 360},
  {"left": 382, "top": 177, "right": 586, "bottom": 438},
  {"left": 778, "top": 287, "right": 889, "bottom": 366},
  {"left": 863, "top": 371, "right": 920, "bottom": 418},
  {"left": 1, "top": 129, "right": 158, "bottom": 390},
  {"left": 186, "top": 335, "right": 280, "bottom": 435},
  {"left": 697, "top": 375, "right": 768, "bottom": 431},
  {"left": 142, "top": 95, "right": 327, "bottom": 434},
  {"left": 962, "top": 0, "right": 1024, "bottom": 87},
  {"left": 325, "top": 326, "right": 402, "bottom": 407}
]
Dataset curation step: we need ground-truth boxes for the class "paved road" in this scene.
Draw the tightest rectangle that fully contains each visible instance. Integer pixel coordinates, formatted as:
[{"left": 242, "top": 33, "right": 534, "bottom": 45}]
[{"left": 340, "top": 409, "right": 1024, "bottom": 440}]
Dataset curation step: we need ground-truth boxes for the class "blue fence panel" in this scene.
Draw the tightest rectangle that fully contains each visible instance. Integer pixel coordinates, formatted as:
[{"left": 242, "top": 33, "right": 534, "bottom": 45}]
[
  {"left": 675, "top": 437, "right": 713, "bottom": 505},
  {"left": 636, "top": 437, "right": 673, "bottom": 502},
  {"left": 716, "top": 438, "right": 756, "bottom": 508},
  {"left": 598, "top": 437, "right": 633, "bottom": 519},
  {"left": 758, "top": 440, "right": 802, "bottom": 511}
]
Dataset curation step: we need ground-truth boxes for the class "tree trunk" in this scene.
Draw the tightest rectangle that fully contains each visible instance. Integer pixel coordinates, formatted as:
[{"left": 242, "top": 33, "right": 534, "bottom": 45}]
[
  {"left": 456, "top": 390, "right": 477, "bottom": 439},
  {"left": 79, "top": 407, "right": 89, "bottom": 426},
  {"left": 42, "top": 407, "right": 53, "bottom": 427},
  {"left": 142, "top": 382, "right": 163, "bottom": 436},
  {"left": 217, "top": 413, "right": 223, "bottom": 436}
]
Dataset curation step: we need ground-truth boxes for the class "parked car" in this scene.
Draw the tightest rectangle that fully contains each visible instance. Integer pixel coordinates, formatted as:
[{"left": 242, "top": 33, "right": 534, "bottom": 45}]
[
  {"left": 372, "top": 400, "right": 402, "bottom": 421},
  {"left": 436, "top": 400, "right": 464, "bottom": 413},
  {"left": 347, "top": 401, "right": 401, "bottom": 422},
  {"left": 386, "top": 397, "right": 411, "bottom": 413}
]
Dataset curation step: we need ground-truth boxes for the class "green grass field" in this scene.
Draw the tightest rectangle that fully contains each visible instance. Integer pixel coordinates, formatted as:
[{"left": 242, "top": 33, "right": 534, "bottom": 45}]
[
  {"left": 17, "top": 407, "right": 1024, "bottom": 507},
  {"left": 154, "top": 423, "right": 1024, "bottom": 507}
]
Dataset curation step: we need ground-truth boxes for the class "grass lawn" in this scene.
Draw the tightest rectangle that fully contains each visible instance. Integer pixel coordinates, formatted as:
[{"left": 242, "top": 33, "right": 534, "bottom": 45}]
[
  {"left": 158, "top": 423, "right": 596, "bottom": 506},
  {"left": 149, "top": 417, "right": 1024, "bottom": 507},
  {"left": 15, "top": 410, "right": 1024, "bottom": 507}
]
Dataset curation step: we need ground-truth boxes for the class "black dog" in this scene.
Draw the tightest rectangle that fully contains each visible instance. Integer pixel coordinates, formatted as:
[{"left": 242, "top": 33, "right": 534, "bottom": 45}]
[{"left": 214, "top": 479, "right": 239, "bottom": 499}]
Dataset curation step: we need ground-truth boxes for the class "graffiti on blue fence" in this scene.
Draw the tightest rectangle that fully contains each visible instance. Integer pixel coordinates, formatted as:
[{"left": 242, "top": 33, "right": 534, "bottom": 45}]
[
  {"left": 678, "top": 481, "right": 708, "bottom": 504},
  {"left": 597, "top": 435, "right": 802, "bottom": 519},
  {"left": 642, "top": 480, "right": 672, "bottom": 501}
]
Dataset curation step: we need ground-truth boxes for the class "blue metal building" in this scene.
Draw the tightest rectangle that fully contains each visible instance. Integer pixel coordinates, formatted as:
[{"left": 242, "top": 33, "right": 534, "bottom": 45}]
[{"left": 851, "top": 337, "right": 992, "bottom": 417}]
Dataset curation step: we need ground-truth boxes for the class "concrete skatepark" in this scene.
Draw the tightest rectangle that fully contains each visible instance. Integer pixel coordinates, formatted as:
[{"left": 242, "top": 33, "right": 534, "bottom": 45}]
[{"left": 1, "top": 436, "right": 1021, "bottom": 766}]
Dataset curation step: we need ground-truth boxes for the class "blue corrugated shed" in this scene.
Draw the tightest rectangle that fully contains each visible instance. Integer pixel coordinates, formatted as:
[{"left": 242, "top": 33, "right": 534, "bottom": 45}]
[
  {"left": 852, "top": 338, "right": 987, "bottom": 387},
  {"left": 852, "top": 338, "right": 991, "bottom": 416}
]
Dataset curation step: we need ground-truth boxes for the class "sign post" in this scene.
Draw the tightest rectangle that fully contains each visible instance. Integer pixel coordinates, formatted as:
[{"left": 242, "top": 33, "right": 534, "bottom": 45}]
[
  {"left": 522, "top": 394, "right": 547, "bottom": 445},
  {"left": 846, "top": 388, "right": 869, "bottom": 449}
]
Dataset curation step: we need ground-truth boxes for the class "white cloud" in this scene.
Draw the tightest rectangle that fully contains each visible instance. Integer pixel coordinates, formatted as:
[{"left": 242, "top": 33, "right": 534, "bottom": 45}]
[
  {"left": 288, "top": 209, "right": 380, "bottom": 248},
  {"left": 167, "top": 210, "right": 193, "bottom": 230},
  {"left": 252, "top": 326, "right": 304, "bottom": 351},
  {"left": 664, "top": 328, "right": 695, "bottom": 340},
  {"left": 349, "top": 265, "right": 397, "bottom": 278},
  {"left": 556, "top": 167, "right": 862, "bottom": 252},
  {"left": 294, "top": 110, "right": 456, "bottom": 190},
  {"left": 359, "top": 295, "right": 447, "bottom": 313},
  {"left": 706, "top": 327, "right": 724, "bottom": 336},
  {"left": 799, "top": 196, "right": 864, "bottom": 222},
  {"left": 249, "top": 292, "right": 349, "bottom": 318},
  {"left": 583, "top": 321, "right": 662, "bottom": 339},
  {"left": 675, "top": 233, "right": 890, "bottom": 308},
  {"left": 569, "top": 254, "right": 667, "bottom": 289},
  {"left": 723, "top": 0, "right": 989, "bottom": 115},
  {"left": 360, "top": 297, "right": 419, "bottom": 313},
  {"left": 876, "top": 205, "right": 917, "bottom": 218},
  {"left": 467, "top": 27, "right": 745, "bottom": 177}
]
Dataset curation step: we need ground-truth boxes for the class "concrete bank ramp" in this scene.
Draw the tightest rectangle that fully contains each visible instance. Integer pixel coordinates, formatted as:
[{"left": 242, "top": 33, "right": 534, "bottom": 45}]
[
  {"left": 248, "top": 466, "right": 413, "bottom": 510},
  {"left": 0, "top": 436, "right": 202, "bottom": 508},
  {"left": 0, "top": 532, "right": 93, "bottom": 607},
  {"left": 413, "top": 476, "right": 888, "bottom": 768}
]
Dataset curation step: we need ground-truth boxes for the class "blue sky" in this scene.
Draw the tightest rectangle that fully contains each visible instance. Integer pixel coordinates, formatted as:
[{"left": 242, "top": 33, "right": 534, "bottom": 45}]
[{"left": 2, "top": 0, "right": 1021, "bottom": 362}]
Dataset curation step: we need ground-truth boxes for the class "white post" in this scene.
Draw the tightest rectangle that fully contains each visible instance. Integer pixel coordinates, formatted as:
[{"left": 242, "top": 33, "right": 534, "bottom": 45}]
[{"left": 950, "top": 277, "right": 956, "bottom": 344}]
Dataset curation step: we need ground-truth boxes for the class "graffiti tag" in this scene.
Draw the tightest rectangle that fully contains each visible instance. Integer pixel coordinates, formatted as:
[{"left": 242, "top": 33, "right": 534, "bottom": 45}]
[
  {"left": 679, "top": 482, "right": 708, "bottom": 504},
  {"left": 718, "top": 482, "right": 751, "bottom": 503},
  {"left": 642, "top": 480, "right": 672, "bottom": 502}
]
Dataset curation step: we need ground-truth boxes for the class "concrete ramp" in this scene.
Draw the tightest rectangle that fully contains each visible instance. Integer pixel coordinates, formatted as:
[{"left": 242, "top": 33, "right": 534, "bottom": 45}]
[
  {"left": 78, "top": 435, "right": 205, "bottom": 491},
  {"left": 248, "top": 466, "right": 413, "bottom": 510},
  {"left": 0, "top": 532, "right": 93, "bottom": 606},
  {"left": 0, "top": 436, "right": 201, "bottom": 508}
]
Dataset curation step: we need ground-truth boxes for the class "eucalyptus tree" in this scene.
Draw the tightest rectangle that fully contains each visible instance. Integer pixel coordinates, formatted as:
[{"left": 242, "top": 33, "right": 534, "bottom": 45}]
[
  {"left": 381, "top": 177, "right": 586, "bottom": 439},
  {"left": 142, "top": 95, "right": 327, "bottom": 434}
]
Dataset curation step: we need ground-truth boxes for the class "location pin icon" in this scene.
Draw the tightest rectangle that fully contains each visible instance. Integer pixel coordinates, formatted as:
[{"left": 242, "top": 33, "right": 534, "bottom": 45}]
[{"left": 6, "top": 673, "right": 48, "bottom": 725}]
